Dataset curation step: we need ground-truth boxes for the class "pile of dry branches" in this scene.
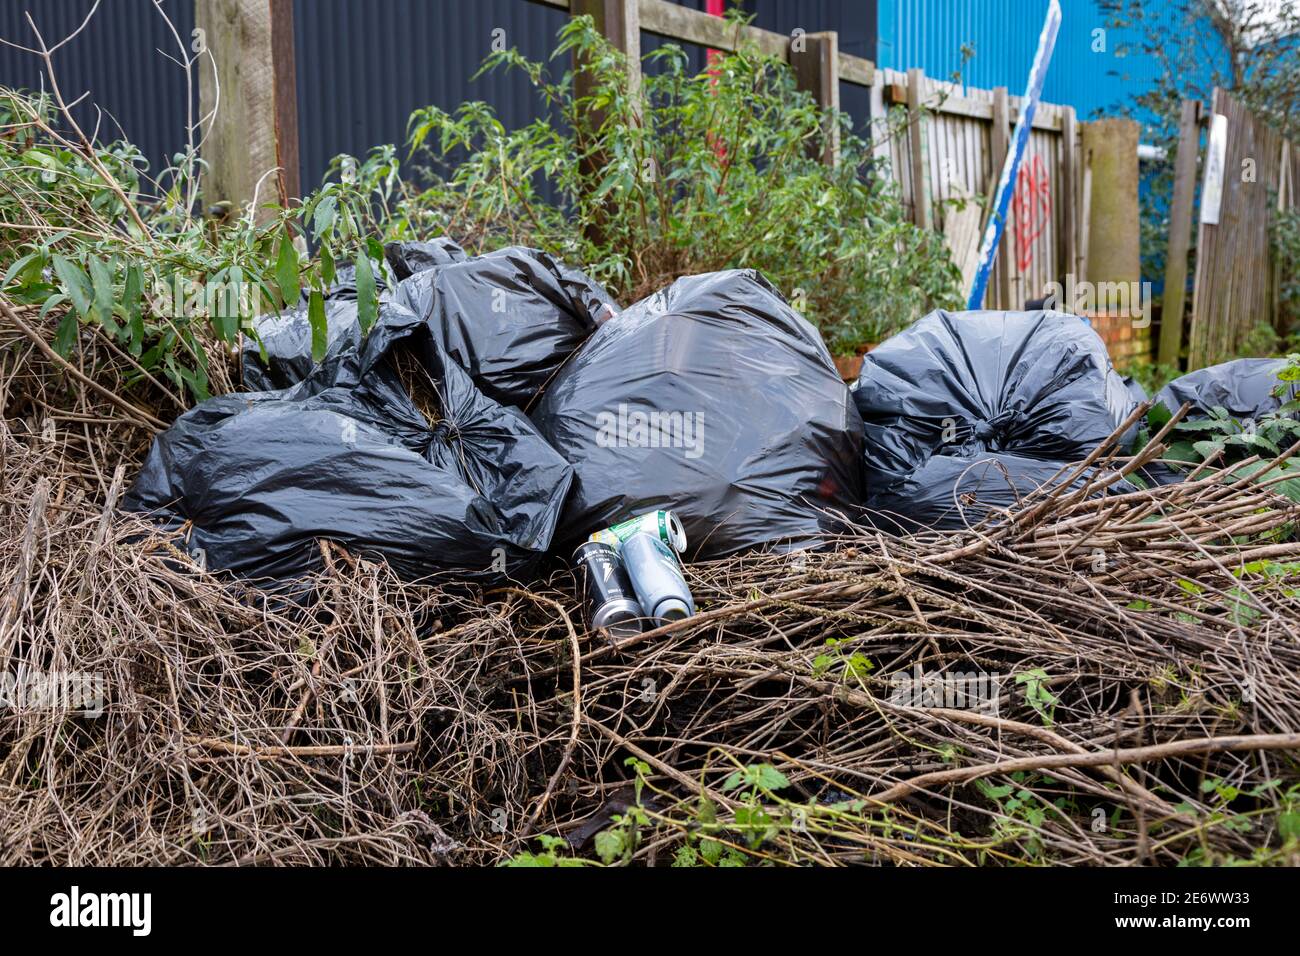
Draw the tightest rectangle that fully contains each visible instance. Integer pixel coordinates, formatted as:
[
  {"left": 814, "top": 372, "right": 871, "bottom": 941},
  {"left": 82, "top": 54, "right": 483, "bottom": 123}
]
[{"left": 2, "top": 310, "right": 1299, "bottom": 866}]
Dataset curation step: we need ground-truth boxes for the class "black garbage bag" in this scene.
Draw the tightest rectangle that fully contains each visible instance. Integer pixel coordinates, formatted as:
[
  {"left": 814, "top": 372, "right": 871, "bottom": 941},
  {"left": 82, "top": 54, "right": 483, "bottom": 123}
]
[
  {"left": 1153, "top": 358, "right": 1298, "bottom": 420},
  {"left": 243, "top": 244, "right": 616, "bottom": 408},
  {"left": 853, "top": 309, "right": 1137, "bottom": 532},
  {"left": 394, "top": 245, "right": 618, "bottom": 408},
  {"left": 301, "top": 237, "right": 468, "bottom": 300},
  {"left": 1144, "top": 358, "right": 1300, "bottom": 489},
  {"left": 1123, "top": 375, "right": 1149, "bottom": 407},
  {"left": 303, "top": 261, "right": 394, "bottom": 303},
  {"left": 863, "top": 452, "right": 1130, "bottom": 531},
  {"left": 531, "top": 269, "right": 865, "bottom": 559},
  {"left": 125, "top": 301, "right": 574, "bottom": 583},
  {"left": 240, "top": 240, "right": 466, "bottom": 391},
  {"left": 384, "top": 237, "right": 467, "bottom": 280},
  {"left": 240, "top": 298, "right": 366, "bottom": 392}
]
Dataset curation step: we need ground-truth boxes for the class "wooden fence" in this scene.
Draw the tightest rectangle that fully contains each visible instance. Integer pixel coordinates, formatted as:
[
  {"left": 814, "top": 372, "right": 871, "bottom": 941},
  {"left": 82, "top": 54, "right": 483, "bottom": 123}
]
[
  {"left": 1177, "top": 89, "right": 1299, "bottom": 369},
  {"left": 532, "top": 0, "right": 875, "bottom": 165},
  {"left": 870, "top": 67, "right": 1082, "bottom": 312},
  {"left": 535, "top": 2, "right": 1090, "bottom": 312}
]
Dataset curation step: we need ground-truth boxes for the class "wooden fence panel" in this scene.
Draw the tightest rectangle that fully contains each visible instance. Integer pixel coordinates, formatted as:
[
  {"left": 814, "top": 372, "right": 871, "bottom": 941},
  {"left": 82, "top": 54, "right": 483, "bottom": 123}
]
[
  {"left": 1188, "top": 88, "right": 1299, "bottom": 368},
  {"left": 873, "top": 68, "right": 1079, "bottom": 311}
]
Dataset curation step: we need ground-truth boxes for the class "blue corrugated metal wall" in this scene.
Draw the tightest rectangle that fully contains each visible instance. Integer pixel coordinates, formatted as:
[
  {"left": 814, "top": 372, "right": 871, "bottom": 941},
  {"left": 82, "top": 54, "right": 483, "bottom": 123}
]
[
  {"left": 0, "top": 0, "right": 197, "bottom": 187},
  {"left": 876, "top": 0, "right": 1230, "bottom": 127}
]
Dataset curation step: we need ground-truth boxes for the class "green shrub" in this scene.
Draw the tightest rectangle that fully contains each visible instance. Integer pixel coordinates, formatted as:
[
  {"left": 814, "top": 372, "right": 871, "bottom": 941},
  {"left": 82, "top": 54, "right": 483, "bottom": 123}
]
[
  {"left": 398, "top": 15, "right": 960, "bottom": 354},
  {"left": 0, "top": 89, "right": 390, "bottom": 403}
]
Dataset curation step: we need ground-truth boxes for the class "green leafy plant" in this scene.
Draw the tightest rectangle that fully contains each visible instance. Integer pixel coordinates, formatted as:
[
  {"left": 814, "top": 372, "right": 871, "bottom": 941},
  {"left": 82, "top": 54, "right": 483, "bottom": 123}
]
[
  {"left": 399, "top": 14, "right": 959, "bottom": 355},
  {"left": 810, "top": 637, "right": 875, "bottom": 685},
  {"left": 0, "top": 86, "right": 393, "bottom": 402},
  {"left": 1147, "top": 354, "right": 1300, "bottom": 501},
  {"left": 1274, "top": 207, "right": 1300, "bottom": 332},
  {"left": 1166, "top": 403, "right": 1300, "bottom": 463},
  {"left": 1126, "top": 357, "right": 1182, "bottom": 398},
  {"left": 1015, "top": 669, "right": 1058, "bottom": 727},
  {"left": 501, "top": 834, "right": 592, "bottom": 867},
  {"left": 974, "top": 772, "right": 1067, "bottom": 859}
]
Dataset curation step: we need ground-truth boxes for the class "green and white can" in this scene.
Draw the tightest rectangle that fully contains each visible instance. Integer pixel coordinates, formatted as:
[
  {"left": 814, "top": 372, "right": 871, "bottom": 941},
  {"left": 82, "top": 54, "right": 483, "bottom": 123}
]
[{"left": 589, "top": 510, "right": 687, "bottom": 554}]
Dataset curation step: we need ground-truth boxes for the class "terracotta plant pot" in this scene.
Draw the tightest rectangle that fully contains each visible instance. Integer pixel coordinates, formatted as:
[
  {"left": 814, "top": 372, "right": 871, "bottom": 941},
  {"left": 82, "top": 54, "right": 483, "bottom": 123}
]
[{"left": 833, "top": 344, "right": 876, "bottom": 383}]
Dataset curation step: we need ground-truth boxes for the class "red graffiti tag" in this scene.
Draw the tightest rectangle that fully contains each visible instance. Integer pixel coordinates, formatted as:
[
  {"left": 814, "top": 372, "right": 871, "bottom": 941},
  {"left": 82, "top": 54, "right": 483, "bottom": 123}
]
[{"left": 1012, "top": 154, "right": 1052, "bottom": 273}]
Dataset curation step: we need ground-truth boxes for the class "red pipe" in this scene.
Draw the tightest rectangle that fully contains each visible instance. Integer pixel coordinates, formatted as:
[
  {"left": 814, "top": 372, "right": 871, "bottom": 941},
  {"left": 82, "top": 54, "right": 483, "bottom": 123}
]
[{"left": 705, "top": 0, "right": 727, "bottom": 165}]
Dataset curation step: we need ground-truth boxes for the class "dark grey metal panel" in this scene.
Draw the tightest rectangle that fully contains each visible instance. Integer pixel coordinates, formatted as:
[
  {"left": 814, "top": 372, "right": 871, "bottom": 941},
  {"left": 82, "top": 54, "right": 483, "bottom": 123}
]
[
  {"left": 642, "top": 0, "right": 709, "bottom": 74},
  {"left": 739, "top": 0, "right": 875, "bottom": 133},
  {"left": 293, "top": 0, "right": 568, "bottom": 192},
  {"left": 0, "top": 0, "right": 197, "bottom": 187},
  {"left": 294, "top": 1, "right": 877, "bottom": 191},
  {"left": 0, "top": 1, "right": 879, "bottom": 204},
  {"left": 642, "top": 1, "right": 875, "bottom": 133}
]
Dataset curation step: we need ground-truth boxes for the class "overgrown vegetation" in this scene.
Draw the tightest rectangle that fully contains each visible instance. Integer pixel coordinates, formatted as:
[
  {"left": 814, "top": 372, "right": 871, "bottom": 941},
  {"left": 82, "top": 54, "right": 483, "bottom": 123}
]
[
  {"left": 0, "top": 87, "right": 394, "bottom": 403},
  {"left": 1274, "top": 206, "right": 1300, "bottom": 331},
  {"left": 395, "top": 15, "right": 960, "bottom": 353}
]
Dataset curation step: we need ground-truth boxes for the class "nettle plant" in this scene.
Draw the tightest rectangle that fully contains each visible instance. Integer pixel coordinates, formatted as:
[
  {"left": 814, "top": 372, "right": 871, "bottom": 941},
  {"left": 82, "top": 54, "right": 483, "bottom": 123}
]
[
  {"left": 0, "top": 88, "right": 393, "bottom": 403},
  {"left": 400, "top": 14, "right": 959, "bottom": 354}
]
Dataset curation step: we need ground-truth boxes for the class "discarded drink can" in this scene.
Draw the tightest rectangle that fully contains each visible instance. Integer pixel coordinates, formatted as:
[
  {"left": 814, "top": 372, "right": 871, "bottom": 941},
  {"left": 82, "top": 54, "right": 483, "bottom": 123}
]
[
  {"left": 589, "top": 509, "right": 687, "bottom": 554},
  {"left": 621, "top": 531, "right": 696, "bottom": 625},
  {"left": 572, "top": 541, "right": 643, "bottom": 639}
]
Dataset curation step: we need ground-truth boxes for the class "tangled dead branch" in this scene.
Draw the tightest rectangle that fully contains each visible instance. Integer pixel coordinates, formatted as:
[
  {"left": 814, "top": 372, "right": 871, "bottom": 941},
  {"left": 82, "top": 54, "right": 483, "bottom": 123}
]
[{"left": 2, "top": 311, "right": 1299, "bottom": 866}]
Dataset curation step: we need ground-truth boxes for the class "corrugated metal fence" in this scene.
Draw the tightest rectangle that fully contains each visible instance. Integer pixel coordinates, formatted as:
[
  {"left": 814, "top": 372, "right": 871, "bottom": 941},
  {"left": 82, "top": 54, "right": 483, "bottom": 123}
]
[
  {"left": 2, "top": 1, "right": 875, "bottom": 194},
  {"left": 292, "top": 0, "right": 567, "bottom": 193},
  {"left": 877, "top": 0, "right": 1230, "bottom": 124},
  {"left": 0, "top": 0, "right": 197, "bottom": 189}
]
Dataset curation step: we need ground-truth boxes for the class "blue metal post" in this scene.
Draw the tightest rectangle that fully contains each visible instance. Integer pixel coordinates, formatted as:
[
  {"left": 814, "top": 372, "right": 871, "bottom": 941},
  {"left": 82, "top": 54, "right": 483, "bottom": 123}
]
[{"left": 967, "top": 0, "right": 1063, "bottom": 310}]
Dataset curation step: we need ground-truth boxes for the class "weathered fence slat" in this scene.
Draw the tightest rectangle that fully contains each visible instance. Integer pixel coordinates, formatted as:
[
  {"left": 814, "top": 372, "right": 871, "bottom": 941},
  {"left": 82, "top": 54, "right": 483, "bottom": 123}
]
[
  {"left": 794, "top": 31, "right": 841, "bottom": 166},
  {"left": 1188, "top": 88, "right": 1299, "bottom": 368},
  {"left": 1157, "top": 99, "right": 1202, "bottom": 368}
]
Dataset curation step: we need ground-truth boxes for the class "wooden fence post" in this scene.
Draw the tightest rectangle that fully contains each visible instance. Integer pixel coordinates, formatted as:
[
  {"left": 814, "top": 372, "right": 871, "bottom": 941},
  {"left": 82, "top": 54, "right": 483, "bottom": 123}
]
[
  {"left": 1275, "top": 139, "right": 1292, "bottom": 333},
  {"left": 790, "top": 31, "right": 840, "bottom": 167},
  {"left": 196, "top": 0, "right": 300, "bottom": 219},
  {"left": 571, "top": 0, "right": 641, "bottom": 110},
  {"left": 906, "top": 68, "right": 931, "bottom": 229},
  {"left": 990, "top": 86, "right": 1013, "bottom": 308},
  {"left": 1157, "top": 99, "right": 1202, "bottom": 368},
  {"left": 1082, "top": 118, "right": 1142, "bottom": 330},
  {"left": 1059, "top": 105, "right": 1078, "bottom": 293},
  {"left": 268, "top": 0, "right": 300, "bottom": 206},
  {"left": 570, "top": 0, "right": 639, "bottom": 245}
]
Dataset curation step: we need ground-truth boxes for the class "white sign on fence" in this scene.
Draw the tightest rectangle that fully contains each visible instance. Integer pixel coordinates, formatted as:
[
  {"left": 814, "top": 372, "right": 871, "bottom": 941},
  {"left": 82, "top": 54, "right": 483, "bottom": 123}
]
[{"left": 1200, "top": 113, "right": 1228, "bottom": 226}]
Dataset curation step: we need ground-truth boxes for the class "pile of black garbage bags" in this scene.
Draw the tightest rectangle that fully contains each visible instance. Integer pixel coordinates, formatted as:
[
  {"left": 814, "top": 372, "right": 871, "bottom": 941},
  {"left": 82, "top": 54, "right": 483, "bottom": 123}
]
[
  {"left": 124, "top": 241, "right": 1283, "bottom": 584},
  {"left": 852, "top": 309, "right": 1139, "bottom": 532},
  {"left": 127, "top": 247, "right": 869, "bottom": 581}
]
